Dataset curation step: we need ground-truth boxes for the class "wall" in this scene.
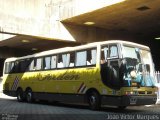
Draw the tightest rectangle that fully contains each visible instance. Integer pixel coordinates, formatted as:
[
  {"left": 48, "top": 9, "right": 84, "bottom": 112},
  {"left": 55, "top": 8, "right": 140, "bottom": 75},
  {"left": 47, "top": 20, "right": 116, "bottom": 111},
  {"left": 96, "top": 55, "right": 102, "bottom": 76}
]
[{"left": 0, "top": 0, "right": 125, "bottom": 42}]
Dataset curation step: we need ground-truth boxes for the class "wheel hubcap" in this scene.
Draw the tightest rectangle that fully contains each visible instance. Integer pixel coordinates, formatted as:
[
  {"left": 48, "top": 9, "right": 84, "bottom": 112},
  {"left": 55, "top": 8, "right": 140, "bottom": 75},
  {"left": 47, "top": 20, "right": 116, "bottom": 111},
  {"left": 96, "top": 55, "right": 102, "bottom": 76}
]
[
  {"left": 27, "top": 92, "right": 31, "bottom": 102},
  {"left": 90, "top": 95, "right": 96, "bottom": 105},
  {"left": 18, "top": 94, "right": 21, "bottom": 100}
]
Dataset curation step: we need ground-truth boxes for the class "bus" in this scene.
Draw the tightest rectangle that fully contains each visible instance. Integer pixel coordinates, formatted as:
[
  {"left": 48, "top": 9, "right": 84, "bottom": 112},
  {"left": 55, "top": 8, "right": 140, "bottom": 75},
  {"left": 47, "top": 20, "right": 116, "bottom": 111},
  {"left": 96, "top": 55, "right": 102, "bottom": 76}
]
[{"left": 2, "top": 40, "right": 157, "bottom": 110}]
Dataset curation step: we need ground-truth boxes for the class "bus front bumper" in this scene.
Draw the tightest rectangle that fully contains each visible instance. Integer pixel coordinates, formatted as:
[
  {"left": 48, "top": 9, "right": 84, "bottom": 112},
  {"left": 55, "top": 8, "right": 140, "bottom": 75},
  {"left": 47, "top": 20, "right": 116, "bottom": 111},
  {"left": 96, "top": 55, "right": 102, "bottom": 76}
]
[{"left": 101, "top": 95, "right": 157, "bottom": 106}]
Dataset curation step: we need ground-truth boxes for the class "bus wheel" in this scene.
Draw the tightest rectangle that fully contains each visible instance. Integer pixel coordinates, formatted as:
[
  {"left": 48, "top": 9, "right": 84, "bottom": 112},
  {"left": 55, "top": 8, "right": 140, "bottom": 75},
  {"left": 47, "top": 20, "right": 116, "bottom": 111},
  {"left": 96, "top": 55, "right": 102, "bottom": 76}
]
[
  {"left": 88, "top": 91, "right": 101, "bottom": 110},
  {"left": 26, "top": 89, "right": 34, "bottom": 103},
  {"left": 17, "top": 89, "right": 24, "bottom": 102}
]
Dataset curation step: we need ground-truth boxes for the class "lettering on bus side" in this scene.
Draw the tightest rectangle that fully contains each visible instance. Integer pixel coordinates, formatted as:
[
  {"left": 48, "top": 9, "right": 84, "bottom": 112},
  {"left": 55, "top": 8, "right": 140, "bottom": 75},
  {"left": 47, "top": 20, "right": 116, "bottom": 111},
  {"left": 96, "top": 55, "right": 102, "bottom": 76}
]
[{"left": 37, "top": 72, "right": 80, "bottom": 81}]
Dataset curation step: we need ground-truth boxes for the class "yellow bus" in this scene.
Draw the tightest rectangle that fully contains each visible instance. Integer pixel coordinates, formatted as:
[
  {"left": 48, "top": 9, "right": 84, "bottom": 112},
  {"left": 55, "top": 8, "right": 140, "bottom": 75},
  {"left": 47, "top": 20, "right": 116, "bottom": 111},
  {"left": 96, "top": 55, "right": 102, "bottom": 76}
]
[{"left": 2, "top": 40, "right": 157, "bottom": 110}]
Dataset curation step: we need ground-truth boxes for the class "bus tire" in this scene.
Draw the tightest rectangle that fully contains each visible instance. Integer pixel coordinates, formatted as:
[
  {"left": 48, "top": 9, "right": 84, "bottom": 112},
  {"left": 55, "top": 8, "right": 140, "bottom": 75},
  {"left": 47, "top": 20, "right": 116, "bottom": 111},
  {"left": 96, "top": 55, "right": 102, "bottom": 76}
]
[
  {"left": 17, "top": 88, "right": 24, "bottom": 102},
  {"left": 26, "top": 89, "right": 34, "bottom": 103},
  {"left": 88, "top": 91, "right": 101, "bottom": 110}
]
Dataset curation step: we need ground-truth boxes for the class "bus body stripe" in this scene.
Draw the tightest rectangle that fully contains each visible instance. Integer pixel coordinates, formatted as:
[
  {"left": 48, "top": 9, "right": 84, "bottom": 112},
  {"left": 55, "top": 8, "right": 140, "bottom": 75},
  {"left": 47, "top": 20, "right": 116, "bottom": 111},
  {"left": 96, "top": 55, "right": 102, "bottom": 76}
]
[
  {"left": 79, "top": 85, "right": 84, "bottom": 93},
  {"left": 12, "top": 79, "right": 16, "bottom": 90},
  {"left": 11, "top": 79, "right": 16, "bottom": 91},
  {"left": 77, "top": 82, "right": 84, "bottom": 93},
  {"left": 14, "top": 78, "right": 19, "bottom": 90},
  {"left": 80, "top": 85, "right": 86, "bottom": 93},
  {"left": 79, "top": 84, "right": 86, "bottom": 93},
  {"left": 11, "top": 77, "right": 19, "bottom": 91},
  {"left": 12, "top": 79, "right": 17, "bottom": 90},
  {"left": 82, "top": 87, "right": 87, "bottom": 94}
]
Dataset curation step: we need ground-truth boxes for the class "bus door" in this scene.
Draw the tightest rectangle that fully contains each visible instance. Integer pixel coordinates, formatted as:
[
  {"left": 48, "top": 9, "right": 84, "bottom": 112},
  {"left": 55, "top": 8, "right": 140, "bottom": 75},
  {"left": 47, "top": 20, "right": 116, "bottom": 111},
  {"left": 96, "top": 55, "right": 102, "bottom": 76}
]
[{"left": 108, "top": 44, "right": 121, "bottom": 90}]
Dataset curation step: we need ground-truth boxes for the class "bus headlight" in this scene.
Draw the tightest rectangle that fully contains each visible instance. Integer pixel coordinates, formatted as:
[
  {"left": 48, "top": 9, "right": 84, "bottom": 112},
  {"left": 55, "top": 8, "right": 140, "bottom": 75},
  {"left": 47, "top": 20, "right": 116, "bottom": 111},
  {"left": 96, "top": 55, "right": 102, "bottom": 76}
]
[
  {"left": 125, "top": 91, "right": 133, "bottom": 95},
  {"left": 155, "top": 91, "right": 158, "bottom": 95},
  {"left": 125, "top": 91, "right": 138, "bottom": 95}
]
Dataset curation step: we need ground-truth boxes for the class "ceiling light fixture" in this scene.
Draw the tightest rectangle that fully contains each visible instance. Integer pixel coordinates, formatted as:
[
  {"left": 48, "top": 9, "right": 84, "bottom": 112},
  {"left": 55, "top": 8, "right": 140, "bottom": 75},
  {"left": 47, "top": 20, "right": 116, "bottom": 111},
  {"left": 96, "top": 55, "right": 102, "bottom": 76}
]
[
  {"left": 155, "top": 37, "right": 160, "bottom": 40},
  {"left": 22, "top": 40, "right": 30, "bottom": 43},
  {"left": 84, "top": 22, "right": 95, "bottom": 25},
  {"left": 137, "top": 6, "right": 150, "bottom": 11},
  {"left": 32, "top": 48, "right": 38, "bottom": 51}
]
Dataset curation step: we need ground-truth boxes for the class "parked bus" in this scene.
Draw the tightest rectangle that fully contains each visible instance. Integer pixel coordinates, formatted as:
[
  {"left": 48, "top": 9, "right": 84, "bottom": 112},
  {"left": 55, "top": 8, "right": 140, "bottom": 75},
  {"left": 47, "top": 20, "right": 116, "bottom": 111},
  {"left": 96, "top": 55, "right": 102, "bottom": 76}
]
[{"left": 2, "top": 40, "right": 157, "bottom": 110}]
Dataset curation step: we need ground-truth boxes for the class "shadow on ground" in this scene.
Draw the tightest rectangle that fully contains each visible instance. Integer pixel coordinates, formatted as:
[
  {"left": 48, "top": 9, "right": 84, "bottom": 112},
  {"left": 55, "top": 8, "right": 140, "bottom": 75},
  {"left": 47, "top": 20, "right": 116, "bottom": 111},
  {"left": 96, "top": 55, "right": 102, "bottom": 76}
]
[{"left": 0, "top": 97, "right": 158, "bottom": 114}]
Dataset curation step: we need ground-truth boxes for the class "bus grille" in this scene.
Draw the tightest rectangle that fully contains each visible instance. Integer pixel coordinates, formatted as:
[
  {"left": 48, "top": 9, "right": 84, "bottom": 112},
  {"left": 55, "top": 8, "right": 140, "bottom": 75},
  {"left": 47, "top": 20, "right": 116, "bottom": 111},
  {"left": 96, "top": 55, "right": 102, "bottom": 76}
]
[
  {"left": 147, "top": 91, "right": 152, "bottom": 94},
  {"left": 138, "top": 91, "right": 152, "bottom": 94}
]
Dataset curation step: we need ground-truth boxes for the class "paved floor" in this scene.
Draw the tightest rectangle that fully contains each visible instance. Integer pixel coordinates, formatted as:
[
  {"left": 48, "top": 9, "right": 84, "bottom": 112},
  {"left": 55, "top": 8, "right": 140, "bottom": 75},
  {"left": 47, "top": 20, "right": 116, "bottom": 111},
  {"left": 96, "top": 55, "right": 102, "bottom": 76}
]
[
  {"left": 0, "top": 80, "right": 160, "bottom": 120},
  {"left": 0, "top": 79, "right": 15, "bottom": 99},
  {"left": 0, "top": 96, "right": 160, "bottom": 120}
]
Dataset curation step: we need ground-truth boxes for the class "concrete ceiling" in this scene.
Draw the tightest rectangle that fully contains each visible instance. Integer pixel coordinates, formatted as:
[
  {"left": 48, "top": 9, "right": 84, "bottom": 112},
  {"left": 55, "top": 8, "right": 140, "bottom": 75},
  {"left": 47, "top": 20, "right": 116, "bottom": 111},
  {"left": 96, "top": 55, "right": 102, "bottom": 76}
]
[
  {"left": 61, "top": 0, "right": 160, "bottom": 70},
  {"left": 1, "top": 0, "right": 160, "bottom": 52},
  {"left": 0, "top": 34, "right": 79, "bottom": 52},
  {"left": 63, "top": 0, "right": 160, "bottom": 42},
  {"left": 0, "top": 0, "right": 160, "bottom": 68}
]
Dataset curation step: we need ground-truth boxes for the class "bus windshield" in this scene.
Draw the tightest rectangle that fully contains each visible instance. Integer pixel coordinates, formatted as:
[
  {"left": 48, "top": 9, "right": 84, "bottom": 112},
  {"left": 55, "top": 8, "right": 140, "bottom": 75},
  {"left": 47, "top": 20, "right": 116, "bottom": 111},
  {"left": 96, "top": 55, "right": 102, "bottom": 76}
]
[{"left": 122, "top": 45, "right": 156, "bottom": 87}]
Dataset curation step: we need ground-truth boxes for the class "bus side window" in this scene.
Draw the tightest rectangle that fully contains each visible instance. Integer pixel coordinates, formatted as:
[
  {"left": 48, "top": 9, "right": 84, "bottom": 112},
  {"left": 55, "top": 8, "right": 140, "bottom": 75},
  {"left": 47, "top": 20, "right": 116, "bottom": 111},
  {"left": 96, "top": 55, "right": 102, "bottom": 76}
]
[
  {"left": 101, "top": 46, "right": 108, "bottom": 64},
  {"left": 29, "top": 59, "right": 35, "bottom": 71},
  {"left": 25, "top": 59, "right": 32, "bottom": 71},
  {"left": 69, "top": 52, "right": 75, "bottom": 67},
  {"left": 91, "top": 49, "right": 97, "bottom": 65},
  {"left": 5, "top": 62, "right": 13, "bottom": 74},
  {"left": 4, "top": 62, "right": 9, "bottom": 74},
  {"left": 19, "top": 59, "right": 30, "bottom": 72},
  {"left": 62, "top": 53, "right": 70, "bottom": 68},
  {"left": 12, "top": 61, "right": 19, "bottom": 73},
  {"left": 44, "top": 56, "right": 51, "bottom": 70},
  {"left": 109, "top": 45, "right": 118, "bottom": 58},
  {"left": 87, "top": 50, "right": 91, "bottom": 65},
  {"left": 76, "top": 51, "right": 87, "bottom": 67},
  {"left": 35, "top": 58, "right": 43, "bottom": 70},
  {"left": 57, "top": 55, "right": 64, "bottom": 68},
  {"left": 10, "top": 62, "right": 15, "bottom": 72},
  {"left": 51, "top": 56, "right": 57, "bottom": 69},
  {"left": 87, "top": 49, "right": 97, "bottom": 65}
]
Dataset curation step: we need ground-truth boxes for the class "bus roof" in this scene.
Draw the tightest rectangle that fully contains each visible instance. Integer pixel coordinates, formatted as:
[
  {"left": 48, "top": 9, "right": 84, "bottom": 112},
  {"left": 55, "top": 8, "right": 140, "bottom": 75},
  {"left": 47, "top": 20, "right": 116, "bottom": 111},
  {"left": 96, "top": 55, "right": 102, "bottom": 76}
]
[{"left": 5, "top": 40, "right": 150, "bottom": 62}]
